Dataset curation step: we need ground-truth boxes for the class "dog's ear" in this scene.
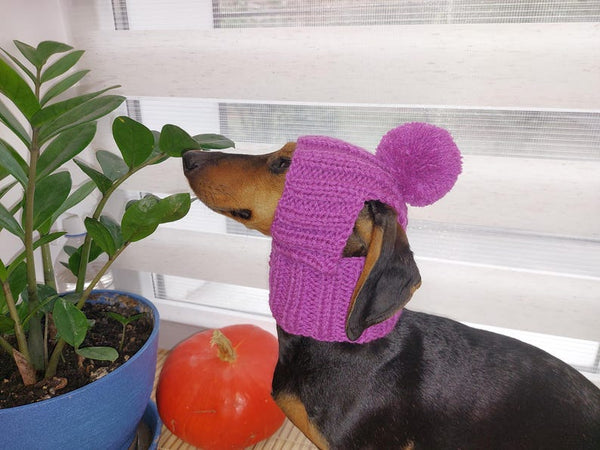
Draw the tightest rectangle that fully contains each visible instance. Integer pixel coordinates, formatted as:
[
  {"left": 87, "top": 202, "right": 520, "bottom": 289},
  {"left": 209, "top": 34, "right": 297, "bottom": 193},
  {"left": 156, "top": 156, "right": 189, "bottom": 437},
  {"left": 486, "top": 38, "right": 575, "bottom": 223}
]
[{"left": 345, "top": 201, "right": 421, "bottom": 341}]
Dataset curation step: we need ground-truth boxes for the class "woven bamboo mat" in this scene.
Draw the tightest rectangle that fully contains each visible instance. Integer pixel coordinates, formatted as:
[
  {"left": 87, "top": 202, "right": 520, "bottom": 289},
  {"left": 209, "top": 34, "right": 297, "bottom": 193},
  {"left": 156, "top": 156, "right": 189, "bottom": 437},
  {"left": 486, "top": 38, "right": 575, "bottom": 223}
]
[{"left": 153, "top": 349, "right": 317, "bottom": 450}]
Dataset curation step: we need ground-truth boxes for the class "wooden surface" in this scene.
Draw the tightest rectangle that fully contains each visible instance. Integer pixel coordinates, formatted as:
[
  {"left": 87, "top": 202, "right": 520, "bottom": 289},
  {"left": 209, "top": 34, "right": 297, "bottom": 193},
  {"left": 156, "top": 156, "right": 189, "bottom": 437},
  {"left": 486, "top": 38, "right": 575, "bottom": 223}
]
[{"left": 153, "top": 349, "right": 316, "bottom": 449}]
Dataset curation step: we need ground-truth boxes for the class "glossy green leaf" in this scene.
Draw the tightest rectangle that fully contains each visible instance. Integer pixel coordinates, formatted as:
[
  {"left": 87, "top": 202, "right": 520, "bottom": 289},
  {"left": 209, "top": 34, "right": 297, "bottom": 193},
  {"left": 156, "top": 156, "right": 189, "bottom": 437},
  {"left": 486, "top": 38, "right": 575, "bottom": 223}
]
[
  {"left": 159, "top": 124, "right": 200, "bottom": 157},
  {"left": 40, "top": 70, "right": 89, "bottom": 106},
  {"left": 38, "top": 95, "right": 125, "bottom": 144},
  {"left": 34, "top": 232, "right": 66, "bottom": 251},
  {"left": 112, "top": 116, "right": 154, "bottom": 169},
  {"left": 0, "top": 58, "right": 39, "bottom": 120},
  {"left": 107, "top": 311, "right": 143, "bottom": 326},
  {"left": 64, "top": 252, "right": 79, "bottom": 277},
  {"left": 144, "top": 130, "right": 168, "bottom": 165},
  {"left": 1, "top": 47, "right": 35, "bottom": 82},
  {"left": 44, "top": 181, "right": 96, "bottom": 233},
  {"left": 35, "top": 41, "right": 73, "bottom": 65},
  {"left": 96, "top": 150, "right": 129, "bottom": 181},
  {"left": 0, "top": 139, "right": 28, "bottom": 186},
  {"left": 31, "top": 86, "right": 119, "bottom": 127},
  {"left": 121, "top": 194, "right": 161, "bottom": 242},
  {"left": 0, "top": 99, "right": 31, "bottom": 146},
  {"left": 53, "top": 297, "right": 89, "bottom": 348},
  {"left": 1, "top": 139, "right": 28, "bottom": 173},
  {"left": 5, "top": 261, "right": 27, "bottom": 302},
  {"left": 40, "top": 50, "right": 84, "bottom": 83},
  {"left": 74, "top": 159, "right": 113, "bottom": 195},
  {"left": 121, "top": 193, "right": 191, "bottom": 242},
  {"left": 66, "top": 239, "right": 103, "bottom": 277},
  {"left": 33, "top": 285, "right": 60, "bottom": 315},
  {"left": 37, "top": 123, "right": 97, "bottom": 180},
  {"left": 0, "top": 202, "right": 24, "bottom": 238},
  {"left": 13, "top": 40, "right": 41, "bottom": 68},
  {"left": 0, "top": 315, "right": 14, "bottom": 334},
  {"left": 156, "top": 193, "right": 191, "bottom": 224},
  {"left": 193, "top": 133, "right": 235, "bottom": 150},
  {"left": 14, "top": 40, "right": 72, "bottom": 69},
  {"left": 84, "top": 217, "right": 116, "bottom": 257},
  {"left": 0, "top": 262, "right": 27, "bottom": 325},
  {"left": 63, "top": 245, "right": 78, "bottom": 257},
  {"left": 32, "top": 171, "right": 71, "bottom": 230},
  {"left": 100, "top": 215, "right": 123, "bottom": 250},
  {"left": 0, "top": 263, "right": 27, "bottom": 322},
  {"left": 76, "top": 346, "right": 118, "bottom": 362}
]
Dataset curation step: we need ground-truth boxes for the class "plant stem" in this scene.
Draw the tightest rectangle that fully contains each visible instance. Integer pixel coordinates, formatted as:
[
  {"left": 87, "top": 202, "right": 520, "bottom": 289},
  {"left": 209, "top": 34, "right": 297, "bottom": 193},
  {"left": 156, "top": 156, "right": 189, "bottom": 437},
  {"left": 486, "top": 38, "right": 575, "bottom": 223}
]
[
  {"left": 211, "top": 329, "right": 237, "bottom": 363},
  {"left": 74, "top": 153, "right": 164, "bottom": 294},
  {"left": 93, "top": 152, "right": 166, "bottom": 222},
  {"left": 24, "top": 71, "right": 42, "bottom": 307},
  {"left": 77, "top": 243, "right": 129, "bottom": 309},
  {"left": 41, "top": 242, "right": 56, "bottom": 290},
  {"left": 2, "top": 280, "right": 29, "bottom": 361},
  {"left": 23, "top": 125, "right": 44, "bottom": 372},
  {"left": 21, "top": 68, "right": 46, "bottom": 372},
  {"left": 0, "top": 334, "right": 15, "bottom": 355},
  {"left": 119, "top": 325, "right": 126, "bottom": 352},
  {"left": 42, "top": 239, "right": 55, "bottom": 364},
  {"left": 74, "top": 233, "right": 93, "bottom": 294},
  {"left": 45, "top": 338, "right": 65, "bottom": 379}
]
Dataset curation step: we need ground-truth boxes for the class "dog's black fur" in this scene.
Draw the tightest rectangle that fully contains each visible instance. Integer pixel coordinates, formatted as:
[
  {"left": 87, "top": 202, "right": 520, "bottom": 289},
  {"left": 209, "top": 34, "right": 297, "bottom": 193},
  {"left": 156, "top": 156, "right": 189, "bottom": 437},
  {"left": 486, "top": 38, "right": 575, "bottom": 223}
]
[
  {"left": 274, "top": 314, "right": 600, "bottom": 449},
  {"left": 183, "top": 148, "right": 600, "bottom": 450},
  {"left": 272, "top": 201, "right": 600, "bottom": 450}
]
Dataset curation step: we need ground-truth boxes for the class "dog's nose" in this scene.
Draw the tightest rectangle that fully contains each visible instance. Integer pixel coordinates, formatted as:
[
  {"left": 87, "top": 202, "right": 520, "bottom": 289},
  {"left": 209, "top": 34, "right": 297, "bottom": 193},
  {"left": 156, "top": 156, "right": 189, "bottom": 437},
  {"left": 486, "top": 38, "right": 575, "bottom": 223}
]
[{"left": 183, "top": 150, "right": 206, "bottom": 173}]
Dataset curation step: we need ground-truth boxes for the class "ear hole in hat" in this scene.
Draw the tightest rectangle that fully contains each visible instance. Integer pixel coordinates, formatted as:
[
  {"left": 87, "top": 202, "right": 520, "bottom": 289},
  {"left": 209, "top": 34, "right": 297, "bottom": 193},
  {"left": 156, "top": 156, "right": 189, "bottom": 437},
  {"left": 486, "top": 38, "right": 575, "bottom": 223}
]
[{"left": 345, "top": 201, "right": 421, "bottom": 341}]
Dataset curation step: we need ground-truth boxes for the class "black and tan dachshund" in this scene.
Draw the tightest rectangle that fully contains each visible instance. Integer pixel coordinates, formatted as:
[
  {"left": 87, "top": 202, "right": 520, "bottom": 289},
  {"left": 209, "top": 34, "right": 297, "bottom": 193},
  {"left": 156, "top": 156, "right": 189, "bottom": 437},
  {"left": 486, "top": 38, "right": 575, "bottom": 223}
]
[{"left": 183, "top": 144, "right": 600, "bottom": 450}]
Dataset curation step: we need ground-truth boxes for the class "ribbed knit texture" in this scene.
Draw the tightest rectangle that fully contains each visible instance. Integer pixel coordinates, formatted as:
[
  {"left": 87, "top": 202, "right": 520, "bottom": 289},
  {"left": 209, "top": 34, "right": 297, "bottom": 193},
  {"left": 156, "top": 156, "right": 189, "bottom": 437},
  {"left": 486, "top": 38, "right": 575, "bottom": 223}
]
[{"left": 269, "top": 123, "right": 462, "bottom": 343}]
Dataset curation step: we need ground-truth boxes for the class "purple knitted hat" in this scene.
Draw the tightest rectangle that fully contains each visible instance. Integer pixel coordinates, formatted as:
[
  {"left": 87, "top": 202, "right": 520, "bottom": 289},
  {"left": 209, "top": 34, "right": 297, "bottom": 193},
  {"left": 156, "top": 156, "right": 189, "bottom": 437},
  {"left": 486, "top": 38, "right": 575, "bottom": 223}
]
[{"left": 269, "top": 123, "right": 462, "bottom": 343}]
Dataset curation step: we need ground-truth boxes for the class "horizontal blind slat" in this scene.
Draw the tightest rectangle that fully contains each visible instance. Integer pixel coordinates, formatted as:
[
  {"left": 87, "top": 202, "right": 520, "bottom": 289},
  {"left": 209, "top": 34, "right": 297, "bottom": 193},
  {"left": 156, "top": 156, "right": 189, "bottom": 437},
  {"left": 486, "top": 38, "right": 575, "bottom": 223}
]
[
  {"left": 111, "top": 228, "right": 600, "bottom": 341},
  {"left": 120, "top": 155, "right": 600, "bottom": 239},
  {"left": 113, "top": 229, "right": 271, "bottom": 288},
  {"left": 71, "top": 23, "right": 600, "bottom": 109}
]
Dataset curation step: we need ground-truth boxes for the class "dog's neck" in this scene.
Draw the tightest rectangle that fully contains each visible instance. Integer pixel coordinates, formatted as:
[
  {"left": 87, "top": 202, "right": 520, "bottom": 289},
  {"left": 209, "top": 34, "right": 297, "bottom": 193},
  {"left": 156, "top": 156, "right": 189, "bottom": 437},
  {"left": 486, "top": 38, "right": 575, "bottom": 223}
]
[{"left": 269, "top": 241, "right": 401, "bottom": 343}]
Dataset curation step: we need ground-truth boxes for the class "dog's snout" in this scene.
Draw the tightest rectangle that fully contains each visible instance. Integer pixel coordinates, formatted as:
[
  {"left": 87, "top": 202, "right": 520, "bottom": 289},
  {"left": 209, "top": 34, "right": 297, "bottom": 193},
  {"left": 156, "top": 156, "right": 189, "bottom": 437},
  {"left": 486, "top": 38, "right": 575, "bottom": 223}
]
[{"left": 183, "top": 150, "right": 204, "bottom": 173}]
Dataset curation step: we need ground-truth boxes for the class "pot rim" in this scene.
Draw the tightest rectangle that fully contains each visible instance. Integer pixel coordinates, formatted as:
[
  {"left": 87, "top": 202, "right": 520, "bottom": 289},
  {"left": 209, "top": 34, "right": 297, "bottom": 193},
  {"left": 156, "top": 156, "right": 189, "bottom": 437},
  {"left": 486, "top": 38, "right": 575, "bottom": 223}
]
[{"left": 0, "top": 289, "right": 159, "bottom": 413}]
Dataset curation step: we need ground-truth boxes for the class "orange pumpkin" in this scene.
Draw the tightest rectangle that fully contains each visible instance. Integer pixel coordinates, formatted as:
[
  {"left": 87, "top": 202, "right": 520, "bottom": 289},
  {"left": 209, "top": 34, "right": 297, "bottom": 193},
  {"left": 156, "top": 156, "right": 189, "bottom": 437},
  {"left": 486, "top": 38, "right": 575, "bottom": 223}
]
[{"left": 156, "top": 324, "right": 285, "bottom": 449}]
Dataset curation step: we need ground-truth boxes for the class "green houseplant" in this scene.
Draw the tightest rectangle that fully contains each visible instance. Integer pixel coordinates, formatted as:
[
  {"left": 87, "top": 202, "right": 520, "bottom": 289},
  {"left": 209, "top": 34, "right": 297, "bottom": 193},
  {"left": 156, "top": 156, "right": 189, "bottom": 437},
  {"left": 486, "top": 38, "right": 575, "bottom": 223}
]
[{"left": 0, "top": 40, "right": 233, "bottom": 447}]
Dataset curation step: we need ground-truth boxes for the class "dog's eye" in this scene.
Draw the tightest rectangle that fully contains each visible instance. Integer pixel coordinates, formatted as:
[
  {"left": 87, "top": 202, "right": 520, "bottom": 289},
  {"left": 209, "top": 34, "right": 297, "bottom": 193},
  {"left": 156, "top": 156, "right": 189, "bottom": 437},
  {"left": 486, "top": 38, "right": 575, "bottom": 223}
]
[
  {"left": 270, "top": 157, "right": 291, "bottom": 174},
  {"left": 230, "top": 209, "right": 252, "bottom": 220}
]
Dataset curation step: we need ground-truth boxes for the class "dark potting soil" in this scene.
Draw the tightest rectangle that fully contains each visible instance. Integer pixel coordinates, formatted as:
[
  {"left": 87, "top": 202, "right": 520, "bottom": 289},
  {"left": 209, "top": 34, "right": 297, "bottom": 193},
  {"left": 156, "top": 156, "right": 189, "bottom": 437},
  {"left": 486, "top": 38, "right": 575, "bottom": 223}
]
[{"left": 0, "top": 299, "right": 153, "bottom": 409}]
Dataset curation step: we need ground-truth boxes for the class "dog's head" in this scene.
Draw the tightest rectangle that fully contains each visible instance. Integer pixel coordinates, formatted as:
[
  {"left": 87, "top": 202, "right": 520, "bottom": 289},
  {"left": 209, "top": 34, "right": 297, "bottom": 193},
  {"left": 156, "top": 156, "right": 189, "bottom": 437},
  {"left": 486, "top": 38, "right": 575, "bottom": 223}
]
[{"left": 183, "top": 144, "right": 421, "bottom": 340}]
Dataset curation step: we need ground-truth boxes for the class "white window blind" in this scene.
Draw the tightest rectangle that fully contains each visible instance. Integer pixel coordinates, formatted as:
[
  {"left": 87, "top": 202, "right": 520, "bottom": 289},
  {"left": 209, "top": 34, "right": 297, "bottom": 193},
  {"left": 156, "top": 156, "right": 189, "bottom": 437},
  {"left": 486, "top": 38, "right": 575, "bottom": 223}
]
[{"left": 48, "top": 0, "right": 600, "bottom": 377}]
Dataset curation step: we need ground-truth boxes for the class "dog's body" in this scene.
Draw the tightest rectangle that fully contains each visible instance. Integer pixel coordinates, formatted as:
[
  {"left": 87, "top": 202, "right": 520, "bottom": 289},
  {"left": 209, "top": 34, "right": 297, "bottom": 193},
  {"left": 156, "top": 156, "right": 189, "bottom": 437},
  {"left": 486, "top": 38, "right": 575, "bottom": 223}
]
[
  {"left": 183, "top": 145, "right": 600, "bottom": 449},
  {"left": 274, "top": 314, "right": 600, "bottom": 450}
]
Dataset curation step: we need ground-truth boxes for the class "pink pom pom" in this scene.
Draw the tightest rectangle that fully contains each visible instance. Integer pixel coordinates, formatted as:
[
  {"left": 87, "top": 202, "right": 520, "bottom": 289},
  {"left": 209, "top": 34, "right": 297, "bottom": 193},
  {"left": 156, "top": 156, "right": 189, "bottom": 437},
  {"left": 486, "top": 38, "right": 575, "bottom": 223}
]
[{"left": 375, "top": 122, "right": 462, "bottom": 207}]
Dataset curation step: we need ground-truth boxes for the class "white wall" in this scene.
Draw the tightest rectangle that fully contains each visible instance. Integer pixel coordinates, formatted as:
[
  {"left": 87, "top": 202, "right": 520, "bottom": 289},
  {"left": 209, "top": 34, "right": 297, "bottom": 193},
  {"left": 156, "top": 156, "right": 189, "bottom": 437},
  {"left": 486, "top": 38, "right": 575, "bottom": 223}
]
[{"left": 0, "top": 0, "right": 70, "bottom": 262}]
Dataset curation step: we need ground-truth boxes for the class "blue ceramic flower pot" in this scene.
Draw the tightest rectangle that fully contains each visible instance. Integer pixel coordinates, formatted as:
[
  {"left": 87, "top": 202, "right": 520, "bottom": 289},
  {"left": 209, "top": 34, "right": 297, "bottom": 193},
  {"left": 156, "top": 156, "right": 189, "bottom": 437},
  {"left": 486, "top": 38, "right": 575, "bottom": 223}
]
[
  {"left": 0, "top": 290, "right": 160, "bottom": 450},
  {"left": 144, "top": 400, "right": 163, "bottom": 450}
]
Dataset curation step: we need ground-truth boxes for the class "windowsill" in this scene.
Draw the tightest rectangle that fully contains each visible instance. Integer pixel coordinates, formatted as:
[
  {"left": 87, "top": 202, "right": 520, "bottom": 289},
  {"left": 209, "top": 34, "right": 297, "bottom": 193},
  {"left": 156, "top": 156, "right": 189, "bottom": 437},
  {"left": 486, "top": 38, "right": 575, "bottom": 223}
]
[{"left": 158, "top": 320, "right": 205, "bottom": 350}]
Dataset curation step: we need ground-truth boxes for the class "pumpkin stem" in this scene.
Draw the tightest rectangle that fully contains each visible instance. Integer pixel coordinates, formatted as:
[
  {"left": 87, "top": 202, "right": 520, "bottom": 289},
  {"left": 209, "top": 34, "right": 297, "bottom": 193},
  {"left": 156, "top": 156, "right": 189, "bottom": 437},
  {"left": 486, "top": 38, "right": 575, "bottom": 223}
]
[{"left": 210, "top": 329, "right": 237, "bottom": 363}]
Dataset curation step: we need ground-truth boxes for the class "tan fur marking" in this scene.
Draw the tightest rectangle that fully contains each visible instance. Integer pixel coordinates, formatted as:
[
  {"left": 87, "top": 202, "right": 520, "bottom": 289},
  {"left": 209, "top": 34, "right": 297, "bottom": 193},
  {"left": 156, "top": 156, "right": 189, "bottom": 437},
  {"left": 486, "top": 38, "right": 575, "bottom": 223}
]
[
  {"left": 342, "top": 205, "right": 374, "bottom": 257},
  {"left": 185, "top": 143, "right": 295, "bottom": 235},
  {"left": 275, "top": 393, "right": 330, "bottom": 450}
]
